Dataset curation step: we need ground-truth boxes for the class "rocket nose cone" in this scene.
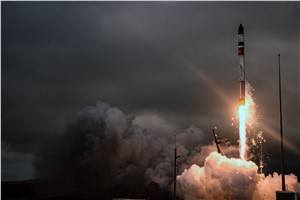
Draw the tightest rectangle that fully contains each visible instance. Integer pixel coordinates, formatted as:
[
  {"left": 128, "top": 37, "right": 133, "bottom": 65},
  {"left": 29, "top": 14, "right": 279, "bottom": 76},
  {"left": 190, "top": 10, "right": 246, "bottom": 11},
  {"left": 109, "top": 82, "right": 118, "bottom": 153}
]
[{"left": 238, "top": 24, "right": 244, "bottom": 34}]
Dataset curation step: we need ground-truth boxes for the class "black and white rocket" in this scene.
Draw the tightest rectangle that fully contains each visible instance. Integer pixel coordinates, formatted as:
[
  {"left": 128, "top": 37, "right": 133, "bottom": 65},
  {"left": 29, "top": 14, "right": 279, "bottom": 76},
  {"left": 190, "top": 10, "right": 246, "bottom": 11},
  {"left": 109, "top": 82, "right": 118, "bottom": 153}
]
[{"left": 238, "top": 24, "right": 246, "bottom": 105}]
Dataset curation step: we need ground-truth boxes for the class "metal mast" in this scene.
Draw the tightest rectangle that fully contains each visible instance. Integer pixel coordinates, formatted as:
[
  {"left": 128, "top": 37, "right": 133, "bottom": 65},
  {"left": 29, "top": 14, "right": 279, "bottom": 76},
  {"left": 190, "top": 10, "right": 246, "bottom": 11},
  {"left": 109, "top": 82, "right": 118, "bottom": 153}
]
[{"left": 278, "top": 54, "right": 286, "bottom": 191}]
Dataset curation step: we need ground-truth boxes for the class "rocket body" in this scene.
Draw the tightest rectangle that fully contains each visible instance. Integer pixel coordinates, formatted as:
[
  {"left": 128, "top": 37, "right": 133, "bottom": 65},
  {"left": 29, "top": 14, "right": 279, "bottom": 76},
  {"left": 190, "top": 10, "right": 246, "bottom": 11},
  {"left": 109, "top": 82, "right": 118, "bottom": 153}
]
[{"left": 238, "top": 24, "right": 245, "bottom": 105}]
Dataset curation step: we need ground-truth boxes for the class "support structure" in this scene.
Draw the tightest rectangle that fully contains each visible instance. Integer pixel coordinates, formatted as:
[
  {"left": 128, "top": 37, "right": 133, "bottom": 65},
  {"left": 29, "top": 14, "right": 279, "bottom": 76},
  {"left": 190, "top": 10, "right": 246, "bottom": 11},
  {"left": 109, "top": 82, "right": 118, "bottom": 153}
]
[
  {"left": 278, "top": 54, "right": 286, "bottom": 191},
  {"left": 212, "top": 127, "right": 229, "bottom": 155}
]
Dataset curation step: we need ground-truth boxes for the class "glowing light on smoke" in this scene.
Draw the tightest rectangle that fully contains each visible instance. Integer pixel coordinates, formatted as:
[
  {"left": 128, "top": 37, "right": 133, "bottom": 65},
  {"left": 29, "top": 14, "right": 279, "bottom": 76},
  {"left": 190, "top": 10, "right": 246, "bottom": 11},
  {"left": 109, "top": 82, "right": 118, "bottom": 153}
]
[
  {"left": 238, "top": 105, "right": 247, "bottom": 160},
  {"left": 177, "top": 151, "right": 300, "bottom": 200}
]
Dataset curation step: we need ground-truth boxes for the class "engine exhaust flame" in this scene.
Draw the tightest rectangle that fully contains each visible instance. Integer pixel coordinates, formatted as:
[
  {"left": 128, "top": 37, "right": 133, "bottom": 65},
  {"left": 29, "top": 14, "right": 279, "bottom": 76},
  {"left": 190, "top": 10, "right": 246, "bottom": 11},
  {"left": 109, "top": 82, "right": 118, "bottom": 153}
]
[
  {"left": 238, "top": 83, "right": 256, "bottom": 161},
  {"left": 238, "top": 105, "right": 247, "bottom": 160}
]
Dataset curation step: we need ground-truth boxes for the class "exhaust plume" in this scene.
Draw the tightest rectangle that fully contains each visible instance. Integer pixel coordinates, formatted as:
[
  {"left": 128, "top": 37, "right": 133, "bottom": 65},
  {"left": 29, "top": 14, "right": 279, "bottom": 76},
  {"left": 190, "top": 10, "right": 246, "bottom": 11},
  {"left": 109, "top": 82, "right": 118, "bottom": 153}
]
[
  {"left": 34, "top": 101, "right": 208, "bottom": 196},
  {"left": 34, "top": 101, "right": 300, "bottom": 199},
  {"left": 177, "top": 152, "right": 300, "bottom": 200}
]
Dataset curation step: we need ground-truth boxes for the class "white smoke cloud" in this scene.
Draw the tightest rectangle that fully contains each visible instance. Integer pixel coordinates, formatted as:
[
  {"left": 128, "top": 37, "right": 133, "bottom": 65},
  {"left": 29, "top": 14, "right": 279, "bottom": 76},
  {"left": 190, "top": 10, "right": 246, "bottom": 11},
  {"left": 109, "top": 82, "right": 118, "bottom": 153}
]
[
  {"left": 254, "top": 173, "right": 300, "bottom": 199},
  {"left": 177, "top": 152, "right": 300, "bottom": 200}
]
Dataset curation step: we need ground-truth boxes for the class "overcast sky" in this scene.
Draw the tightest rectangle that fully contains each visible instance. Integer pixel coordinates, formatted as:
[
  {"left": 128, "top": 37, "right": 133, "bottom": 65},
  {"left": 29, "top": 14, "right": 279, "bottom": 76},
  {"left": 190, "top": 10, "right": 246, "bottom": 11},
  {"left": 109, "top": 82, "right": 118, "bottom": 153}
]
[{"left": 1, "top": 1, "right": 299, "bottom": 181}]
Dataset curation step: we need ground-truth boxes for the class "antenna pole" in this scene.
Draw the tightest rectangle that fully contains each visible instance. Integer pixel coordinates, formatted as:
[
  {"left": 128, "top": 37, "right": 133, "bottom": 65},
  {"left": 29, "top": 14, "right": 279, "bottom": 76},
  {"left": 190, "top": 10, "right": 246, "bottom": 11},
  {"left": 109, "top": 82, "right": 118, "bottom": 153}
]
[
  {"left": 174, "top": 134, "right": 177, "bottom": 200},
  {"left": 278, "top": 54, "right": 286, "bottom": 191}
]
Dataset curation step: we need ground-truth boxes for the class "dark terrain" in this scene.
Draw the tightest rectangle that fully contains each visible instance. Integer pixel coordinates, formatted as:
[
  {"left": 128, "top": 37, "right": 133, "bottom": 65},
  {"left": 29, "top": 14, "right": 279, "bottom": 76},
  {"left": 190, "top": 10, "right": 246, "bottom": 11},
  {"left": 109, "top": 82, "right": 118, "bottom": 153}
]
[{"left": 1, "top": 179, "right": 172, "bottom": 200}]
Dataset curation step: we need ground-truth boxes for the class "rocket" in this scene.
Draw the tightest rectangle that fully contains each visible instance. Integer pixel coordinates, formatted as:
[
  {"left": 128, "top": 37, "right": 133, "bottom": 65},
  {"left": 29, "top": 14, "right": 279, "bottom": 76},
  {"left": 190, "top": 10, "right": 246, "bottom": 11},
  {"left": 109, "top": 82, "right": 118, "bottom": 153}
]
[{"left": 238, "top": 24, "right": 246, "bottom": 105}]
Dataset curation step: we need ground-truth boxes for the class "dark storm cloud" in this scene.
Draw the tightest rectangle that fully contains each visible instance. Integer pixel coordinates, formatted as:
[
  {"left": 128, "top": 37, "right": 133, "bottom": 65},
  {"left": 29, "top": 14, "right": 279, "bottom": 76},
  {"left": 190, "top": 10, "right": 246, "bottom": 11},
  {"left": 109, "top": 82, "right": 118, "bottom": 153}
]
[{"left": 1, "top": 1, "right": 299, "bottom": 181}]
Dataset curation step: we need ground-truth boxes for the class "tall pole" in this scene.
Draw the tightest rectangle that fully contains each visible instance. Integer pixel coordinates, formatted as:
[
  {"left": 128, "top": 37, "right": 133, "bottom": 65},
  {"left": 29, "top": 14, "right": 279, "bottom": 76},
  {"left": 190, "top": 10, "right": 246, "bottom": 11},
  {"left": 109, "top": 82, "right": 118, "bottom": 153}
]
[
  {"left": 278, "top": 54, "right": 286, "bottom": 191},
  {"left": 174, "top": 134, "right": 177, "bottom": 200},
  {"left": 174, "top": 133, "right": 180, "bottom": 200}
]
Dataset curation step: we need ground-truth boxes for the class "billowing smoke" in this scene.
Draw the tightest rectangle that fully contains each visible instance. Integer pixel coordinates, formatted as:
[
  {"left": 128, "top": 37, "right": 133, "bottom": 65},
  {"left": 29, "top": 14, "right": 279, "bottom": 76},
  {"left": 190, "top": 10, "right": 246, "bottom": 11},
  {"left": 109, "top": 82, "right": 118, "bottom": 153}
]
[
  {"left": 34, "top": 101, "right": 209, "bottom": 196},
  {"left": 34, "top": 101, "right": 300, "bottom": 198},
  {"left": 177, "top": 152, "right": 300, "bottom": 200}
]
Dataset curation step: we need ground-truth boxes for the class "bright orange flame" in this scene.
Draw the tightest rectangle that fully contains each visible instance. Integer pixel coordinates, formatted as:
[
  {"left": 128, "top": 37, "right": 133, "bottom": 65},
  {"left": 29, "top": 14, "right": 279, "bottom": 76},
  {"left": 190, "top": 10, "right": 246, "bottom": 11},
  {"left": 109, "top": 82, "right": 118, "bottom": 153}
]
[
  {"left": 239, "top": 105, "right": 247, "bottom": 160},
  {"left": 238, "top": 84, "right": 256, "bottom": 160}
]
